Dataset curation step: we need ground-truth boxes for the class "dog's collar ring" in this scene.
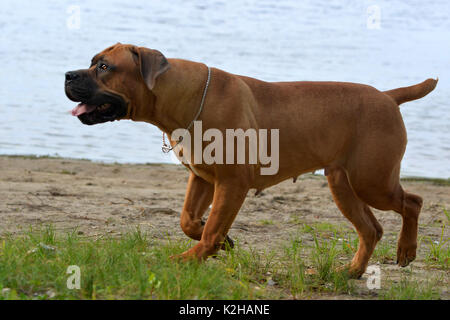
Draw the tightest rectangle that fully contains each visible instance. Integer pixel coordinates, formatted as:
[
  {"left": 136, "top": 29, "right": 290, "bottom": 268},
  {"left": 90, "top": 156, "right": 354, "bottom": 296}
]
[
  {"left": 162, "top": 65, "right": 211, "bottom": 153},
  {"left": 162, "top": 135, "right": 183, "bottom": 153}
]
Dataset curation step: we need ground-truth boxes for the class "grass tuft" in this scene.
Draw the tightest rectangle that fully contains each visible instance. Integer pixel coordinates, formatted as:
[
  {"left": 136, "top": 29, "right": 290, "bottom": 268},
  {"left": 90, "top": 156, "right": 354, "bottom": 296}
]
[
  {"left": 380, "top": 277, "right": 441, "bottom": 300},
  {"left": 425, "top": 223, "right": 449, "bottom": 270}
]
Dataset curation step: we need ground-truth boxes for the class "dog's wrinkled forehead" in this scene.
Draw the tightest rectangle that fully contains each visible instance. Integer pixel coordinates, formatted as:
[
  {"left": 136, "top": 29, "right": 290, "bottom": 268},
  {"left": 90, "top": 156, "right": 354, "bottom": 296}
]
[
  {"left": 90, "top": 43, "right": 136, "bottom": 69},
  {"left": 88, "top": 43, "right": 170, "bottom": 91}
]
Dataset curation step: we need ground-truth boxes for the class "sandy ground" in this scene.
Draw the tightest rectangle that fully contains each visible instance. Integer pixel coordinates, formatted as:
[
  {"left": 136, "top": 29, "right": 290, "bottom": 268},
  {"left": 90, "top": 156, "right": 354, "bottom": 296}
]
[{"left": 0, "top": 155, "right": 448, "bottom": 298}]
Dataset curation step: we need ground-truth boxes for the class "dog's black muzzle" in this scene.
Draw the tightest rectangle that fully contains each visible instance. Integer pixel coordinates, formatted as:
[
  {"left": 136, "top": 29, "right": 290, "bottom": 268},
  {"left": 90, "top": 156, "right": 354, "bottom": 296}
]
[{"left": 64, "top": 69, "right": 127, "bottom": 125}]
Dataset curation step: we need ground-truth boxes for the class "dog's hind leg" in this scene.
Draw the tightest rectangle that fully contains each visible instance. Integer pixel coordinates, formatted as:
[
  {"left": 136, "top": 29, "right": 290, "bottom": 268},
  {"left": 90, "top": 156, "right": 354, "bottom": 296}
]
[
  {"left": 343, "top": 100, "right": 422, "bottom": 267},
  {"left": 347, "top": 164, "right": 422, "bottom": 267},
  {"left": 179, "top": 173, "right": 234, "bottom": 250},
  {"left": 327, "top": 167, "right": 383, "bottom": 278}
]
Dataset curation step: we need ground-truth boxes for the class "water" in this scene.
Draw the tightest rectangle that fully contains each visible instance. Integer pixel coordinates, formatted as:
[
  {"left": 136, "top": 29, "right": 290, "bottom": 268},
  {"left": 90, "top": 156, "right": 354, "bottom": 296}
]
[{"left": 0, "top": 0, "right": 449, "bottom": 178}]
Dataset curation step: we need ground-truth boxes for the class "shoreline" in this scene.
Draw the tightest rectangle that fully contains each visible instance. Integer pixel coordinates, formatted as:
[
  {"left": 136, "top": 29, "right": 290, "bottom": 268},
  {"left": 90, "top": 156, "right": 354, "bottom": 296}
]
[{"left": 2, "top": 154, "right": 449, "bottom": 183}]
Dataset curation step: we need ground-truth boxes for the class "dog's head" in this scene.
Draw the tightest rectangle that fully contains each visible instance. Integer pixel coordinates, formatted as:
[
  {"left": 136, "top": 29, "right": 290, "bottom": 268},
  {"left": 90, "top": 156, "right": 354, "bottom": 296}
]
[{"left": 64, "top": 43, "right": 170, "bottom": 125}]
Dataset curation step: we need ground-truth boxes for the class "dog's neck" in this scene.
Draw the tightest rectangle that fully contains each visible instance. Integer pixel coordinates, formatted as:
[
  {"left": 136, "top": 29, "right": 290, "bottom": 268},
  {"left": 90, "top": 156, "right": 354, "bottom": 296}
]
[{"left": 133, "top": 59, "right": 210, "bottom": 137}]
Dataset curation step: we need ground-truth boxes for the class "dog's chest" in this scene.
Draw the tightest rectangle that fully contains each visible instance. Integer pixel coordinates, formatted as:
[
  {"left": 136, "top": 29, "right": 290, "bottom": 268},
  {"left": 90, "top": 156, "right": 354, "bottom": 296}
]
[
  {"left": 184, "top": 163, "right": 214, "bottom": 183},
  {"left": 174, "top": 147, "right": 215, "bottom": 183}
]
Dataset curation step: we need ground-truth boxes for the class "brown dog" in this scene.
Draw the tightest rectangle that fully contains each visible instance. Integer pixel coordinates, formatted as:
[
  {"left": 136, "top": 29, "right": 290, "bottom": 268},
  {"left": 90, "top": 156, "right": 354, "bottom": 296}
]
[{"left": 65, "top": 43, "right": 437, "bottom": 278}]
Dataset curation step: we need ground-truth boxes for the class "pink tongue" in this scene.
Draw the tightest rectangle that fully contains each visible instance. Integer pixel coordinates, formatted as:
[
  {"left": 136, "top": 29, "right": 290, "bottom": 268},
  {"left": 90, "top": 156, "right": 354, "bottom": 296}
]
[{"left": 71, "top": 103, "right": 96, "bottom": 116}]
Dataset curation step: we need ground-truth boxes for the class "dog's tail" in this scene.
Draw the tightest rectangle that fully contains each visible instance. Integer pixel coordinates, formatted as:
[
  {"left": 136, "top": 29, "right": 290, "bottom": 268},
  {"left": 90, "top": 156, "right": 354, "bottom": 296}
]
[{"left": 383, "top": 78, "right": 438, "bottom": 106}]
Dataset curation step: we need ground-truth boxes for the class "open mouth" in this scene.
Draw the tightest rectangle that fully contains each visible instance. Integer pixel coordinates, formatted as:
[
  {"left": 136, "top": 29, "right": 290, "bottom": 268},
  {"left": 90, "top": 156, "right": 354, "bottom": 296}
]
[
  {"left": 71, "top": 102, "right": 113, "bottom": 117},
  {"left": 67, "top": 91, "right": 128, "bottom": 125},
  {"left": 65, "top": 73, "right": 128, "bottom": 125}
]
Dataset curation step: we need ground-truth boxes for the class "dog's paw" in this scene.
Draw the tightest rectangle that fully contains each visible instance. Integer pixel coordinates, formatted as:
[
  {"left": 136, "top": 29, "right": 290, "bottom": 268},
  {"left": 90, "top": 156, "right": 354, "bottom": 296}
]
[
  {"left": 169, "top": 251, "right": 198, "bottom": 262},
  {"left": 396, "top": 243, "right": 416, "bottom": 267},
  {"left": 169, "top": 252, "right": 200, "bottom": 262},
  {"left": 336, "top": 264, "right": 365, "bottom": 279},
  {"left": 169, "top": 253, "right": 184, "bottom": 261},
  {"left": 221, "top": 235, "right": 235, "bottom": 251}
]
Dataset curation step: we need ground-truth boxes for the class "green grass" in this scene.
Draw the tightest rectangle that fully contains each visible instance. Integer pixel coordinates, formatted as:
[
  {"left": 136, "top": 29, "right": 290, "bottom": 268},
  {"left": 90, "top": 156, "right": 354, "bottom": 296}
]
[
  {"left": 276, "top": 236, "right": 307, "bottom": 298},
  {"left": 259, "top": 219, "right": 275, "bottom": 226},
  {"left": 444, "top": 208, "right": 450, "bottom": 222},
  {"left": 0, "top": 226, "right": 271, "bottom": 300},
  {"left": 309, "top": 234, "right": 355, "bottom": 294},
  {"left": 301, "top": 222, "right": 343, "bottom": 234},
  {"left": 380, "top": 277, "right": 441, "bottom": 300},
  {"left": 271, "top": 232, "right": 356, "bottom": 299},
  {"left": 425, "top": 223, "right": 449, "bottom": 270},
  {"left": 373, "top": 240, "right": 396, "bottom": 264},
  {"left": 0, "top": 226, "right": 445, "bottom": 300},
  {"left": 400, "top": 176, "right": 450, "bottom": 186},
  {"left": 2, "top": 154, "right": 57, "bottom": 160}
]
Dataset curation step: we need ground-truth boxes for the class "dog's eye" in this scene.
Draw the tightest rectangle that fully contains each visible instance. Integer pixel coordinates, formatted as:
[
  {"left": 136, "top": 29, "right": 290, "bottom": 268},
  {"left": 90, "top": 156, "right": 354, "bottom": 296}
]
[{"left": 98, "top": 63, "right": 108, "bottom": 71}]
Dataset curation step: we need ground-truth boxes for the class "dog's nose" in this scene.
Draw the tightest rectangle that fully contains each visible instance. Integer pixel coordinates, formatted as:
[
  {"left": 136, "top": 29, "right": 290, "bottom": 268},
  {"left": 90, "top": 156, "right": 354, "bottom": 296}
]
[{"left": 65, "top": 71, "right": 80, "bottom": 82}]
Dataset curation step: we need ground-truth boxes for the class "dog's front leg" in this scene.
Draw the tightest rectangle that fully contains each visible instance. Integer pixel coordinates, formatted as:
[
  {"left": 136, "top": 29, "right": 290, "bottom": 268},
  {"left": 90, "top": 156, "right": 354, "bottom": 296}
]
[
  {"left": 176, "top": 178, "right": 249, "bottom": 261},
  {"left": 179, "top": 173, "right": 214, "bottom": 241},
  {"left": 180, "top": 173, "right": 235, "bottom": 250}
]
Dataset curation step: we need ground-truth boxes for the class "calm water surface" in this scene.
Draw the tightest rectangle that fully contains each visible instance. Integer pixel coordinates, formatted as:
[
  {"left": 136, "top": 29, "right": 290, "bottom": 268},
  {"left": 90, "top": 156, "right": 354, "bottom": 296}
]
[{"left": 0, "top": 0, "right": 449, "bottom": 178}]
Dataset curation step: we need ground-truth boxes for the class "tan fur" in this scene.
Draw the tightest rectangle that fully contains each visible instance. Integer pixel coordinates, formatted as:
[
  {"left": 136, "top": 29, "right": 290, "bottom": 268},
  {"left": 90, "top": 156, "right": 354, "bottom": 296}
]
[{"left": 91, "top": 44, "right": 437, "bottom": 278}]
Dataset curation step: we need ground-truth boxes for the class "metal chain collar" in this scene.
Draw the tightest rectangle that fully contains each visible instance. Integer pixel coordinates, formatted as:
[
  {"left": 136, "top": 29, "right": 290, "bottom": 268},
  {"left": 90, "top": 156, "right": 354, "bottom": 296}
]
[{"left": 162, "top": 66, "right": 211, "bottom": 153}]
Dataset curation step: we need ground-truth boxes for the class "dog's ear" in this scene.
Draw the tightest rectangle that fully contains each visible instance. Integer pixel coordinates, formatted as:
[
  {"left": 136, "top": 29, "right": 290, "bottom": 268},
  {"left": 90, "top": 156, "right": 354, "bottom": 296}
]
[{"left": 131, "top": 46, "right": 170, "bottom": 90}]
